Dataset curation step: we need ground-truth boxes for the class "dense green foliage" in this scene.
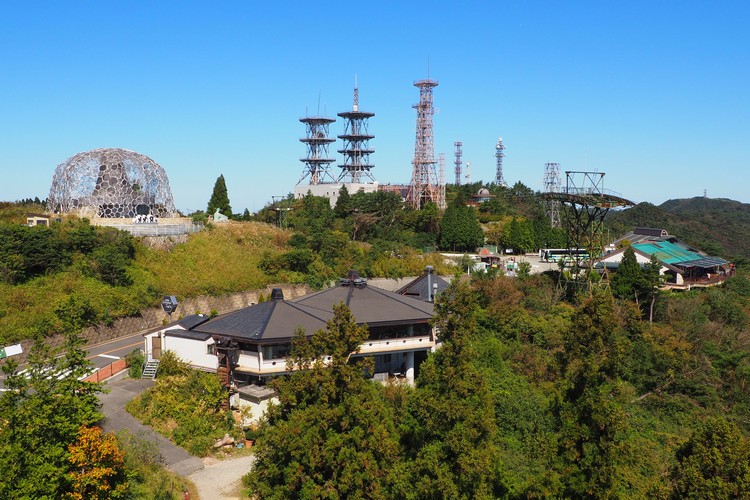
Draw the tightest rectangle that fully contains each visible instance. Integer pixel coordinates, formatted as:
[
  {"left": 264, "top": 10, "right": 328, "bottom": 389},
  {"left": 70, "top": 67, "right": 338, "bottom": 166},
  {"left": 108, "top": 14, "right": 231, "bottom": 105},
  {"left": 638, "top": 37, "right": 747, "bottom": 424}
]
[
  {"left": 126, "top": 352, "right": 236, "bottom": 456},
  {"left": 244, "top": 304, "right": 400, "bottom": 498},
  {"left": 439, "top": 203, "right": 484, "bottom": 251},
  {"left": 0, "top": 332, "right": 105, "bottom": 498},
  {"left": 206, "top": 173, "right": 232, "bottom": 217},
  {"left": 242, "top": 273, "right": 750, "bottom": 498}
]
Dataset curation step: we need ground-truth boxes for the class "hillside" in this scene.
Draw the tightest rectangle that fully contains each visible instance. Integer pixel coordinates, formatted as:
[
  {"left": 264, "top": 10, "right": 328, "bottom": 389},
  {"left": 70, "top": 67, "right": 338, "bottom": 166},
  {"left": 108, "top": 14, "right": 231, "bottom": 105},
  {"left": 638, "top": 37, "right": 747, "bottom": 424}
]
[{"left": 605, "top": 197, "right": 750, "bottom": 265}]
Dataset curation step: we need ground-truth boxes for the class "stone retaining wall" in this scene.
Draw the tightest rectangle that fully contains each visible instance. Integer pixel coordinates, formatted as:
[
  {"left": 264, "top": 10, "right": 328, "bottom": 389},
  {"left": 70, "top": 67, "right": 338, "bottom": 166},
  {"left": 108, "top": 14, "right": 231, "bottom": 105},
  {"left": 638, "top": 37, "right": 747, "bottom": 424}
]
[{"left": 13, "top": 283, "right": 311, "bottom": 366}]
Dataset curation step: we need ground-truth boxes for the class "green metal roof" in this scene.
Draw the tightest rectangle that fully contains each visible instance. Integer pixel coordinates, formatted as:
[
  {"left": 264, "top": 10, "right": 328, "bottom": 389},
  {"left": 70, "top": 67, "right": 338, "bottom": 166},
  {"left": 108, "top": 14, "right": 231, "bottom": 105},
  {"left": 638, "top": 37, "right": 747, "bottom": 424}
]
[{"left": 632, "top": 241, "right": 727, "bottom": 268}]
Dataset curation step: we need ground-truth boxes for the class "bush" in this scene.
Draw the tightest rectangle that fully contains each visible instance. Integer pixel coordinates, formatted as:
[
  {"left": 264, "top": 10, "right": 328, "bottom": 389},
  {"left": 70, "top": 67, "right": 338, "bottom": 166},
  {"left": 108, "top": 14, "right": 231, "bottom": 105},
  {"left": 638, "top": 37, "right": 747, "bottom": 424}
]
[
  {"left": 157, "top": 350, "right": 189, "bottom": 377},
  {"left": 125, "top": 348, "right": 146, "bottom": 379}
]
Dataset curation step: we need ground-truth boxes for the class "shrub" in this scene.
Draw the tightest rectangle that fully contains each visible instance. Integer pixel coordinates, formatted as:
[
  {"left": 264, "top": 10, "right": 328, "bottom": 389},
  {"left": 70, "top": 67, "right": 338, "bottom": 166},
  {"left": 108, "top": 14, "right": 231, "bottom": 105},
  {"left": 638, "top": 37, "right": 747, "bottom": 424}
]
[{"left": 124, "top": 348, "right": 146, "bottom": 379}]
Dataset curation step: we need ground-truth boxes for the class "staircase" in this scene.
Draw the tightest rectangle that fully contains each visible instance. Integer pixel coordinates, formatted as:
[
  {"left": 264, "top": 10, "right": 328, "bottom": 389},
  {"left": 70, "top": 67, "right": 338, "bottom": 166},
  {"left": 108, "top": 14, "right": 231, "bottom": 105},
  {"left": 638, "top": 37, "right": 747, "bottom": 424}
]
[{"left": 142, "top": 360, "right": 160, "bottom": 379}]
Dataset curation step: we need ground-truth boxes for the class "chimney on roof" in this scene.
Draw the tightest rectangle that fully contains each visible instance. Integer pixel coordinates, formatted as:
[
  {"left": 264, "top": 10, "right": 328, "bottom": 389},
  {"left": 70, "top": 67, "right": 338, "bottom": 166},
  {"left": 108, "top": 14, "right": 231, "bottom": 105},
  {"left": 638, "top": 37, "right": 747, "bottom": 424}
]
[
  {"left": 347, "top": 270, "right": 359, "bottom": 281},
  {"left": 270, "top": 288, "right": 284, "bottom": 300},
  {"left": 425, "top": 265, "right": 434, "bottom": 274}
]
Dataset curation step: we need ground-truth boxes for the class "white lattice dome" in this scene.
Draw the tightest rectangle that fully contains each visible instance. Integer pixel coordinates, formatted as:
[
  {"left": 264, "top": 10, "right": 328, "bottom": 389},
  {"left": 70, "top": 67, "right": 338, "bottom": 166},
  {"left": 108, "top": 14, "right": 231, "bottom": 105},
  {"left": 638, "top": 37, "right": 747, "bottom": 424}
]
[{"left": 48, "top": 148, "right": 177, "bottom": 218}]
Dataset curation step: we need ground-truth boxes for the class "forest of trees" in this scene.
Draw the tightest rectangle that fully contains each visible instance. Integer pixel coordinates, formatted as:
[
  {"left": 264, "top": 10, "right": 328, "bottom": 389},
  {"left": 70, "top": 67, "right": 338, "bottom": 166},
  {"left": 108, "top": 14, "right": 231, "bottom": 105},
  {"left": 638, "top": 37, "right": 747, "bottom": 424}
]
[
  {"left": 4, "top": 184, "right": 750, "bottom": 497},
  {"left": 244, "top": 274, "right": 750, "bottom": 498}
]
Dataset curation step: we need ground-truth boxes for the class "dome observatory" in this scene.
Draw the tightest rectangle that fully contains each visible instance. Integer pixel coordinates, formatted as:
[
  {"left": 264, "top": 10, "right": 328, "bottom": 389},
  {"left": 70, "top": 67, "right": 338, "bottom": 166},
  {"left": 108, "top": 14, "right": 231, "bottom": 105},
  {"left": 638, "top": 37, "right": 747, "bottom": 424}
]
[{"left": 48, "top": 148, "right": 177, "bottom": 218}]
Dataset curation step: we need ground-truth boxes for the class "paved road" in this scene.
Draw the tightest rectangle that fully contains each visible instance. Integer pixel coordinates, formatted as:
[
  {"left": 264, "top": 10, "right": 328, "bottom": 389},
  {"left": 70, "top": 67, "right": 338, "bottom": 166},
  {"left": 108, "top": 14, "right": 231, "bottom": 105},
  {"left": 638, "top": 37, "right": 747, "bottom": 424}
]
[
  {"left": 0, "top": 329, "right": 146, "bottom": 389},
  {"left": 99, "top": 377, "right": 204, "bottom": 476}
]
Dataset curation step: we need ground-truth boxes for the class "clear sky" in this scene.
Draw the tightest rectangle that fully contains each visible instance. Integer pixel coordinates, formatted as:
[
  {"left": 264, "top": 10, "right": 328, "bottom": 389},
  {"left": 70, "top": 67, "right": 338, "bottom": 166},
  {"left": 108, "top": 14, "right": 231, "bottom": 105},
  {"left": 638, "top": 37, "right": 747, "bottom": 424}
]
[{"left": 1, "top": 1, "right": 748, "bottom": 213}]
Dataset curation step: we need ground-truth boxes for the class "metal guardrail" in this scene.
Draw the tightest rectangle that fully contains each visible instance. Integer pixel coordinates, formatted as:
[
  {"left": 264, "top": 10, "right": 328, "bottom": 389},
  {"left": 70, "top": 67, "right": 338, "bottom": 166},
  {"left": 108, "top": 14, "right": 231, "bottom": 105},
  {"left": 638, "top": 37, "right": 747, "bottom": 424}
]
[{"left": 107, "top": 223, "right": 204, "bottom": 237}]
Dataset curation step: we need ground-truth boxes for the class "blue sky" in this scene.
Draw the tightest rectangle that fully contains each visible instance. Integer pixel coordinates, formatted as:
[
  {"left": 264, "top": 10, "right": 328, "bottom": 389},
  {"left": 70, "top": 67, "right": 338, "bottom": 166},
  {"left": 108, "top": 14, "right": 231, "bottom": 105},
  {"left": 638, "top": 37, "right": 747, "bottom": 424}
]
[{"left": 1, "top": 1, "right": 748, "bottom": 213}]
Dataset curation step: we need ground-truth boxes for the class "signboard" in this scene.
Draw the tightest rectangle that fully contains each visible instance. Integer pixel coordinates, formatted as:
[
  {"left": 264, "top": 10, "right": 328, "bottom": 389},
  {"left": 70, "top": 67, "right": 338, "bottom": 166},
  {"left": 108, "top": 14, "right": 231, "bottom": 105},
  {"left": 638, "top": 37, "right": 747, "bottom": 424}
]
[
  {"left": 161, "top": 295, "right": 179, "bottom": 315},
  {"left": 0, "top": 344, "right": 23, "bottom": 359}
]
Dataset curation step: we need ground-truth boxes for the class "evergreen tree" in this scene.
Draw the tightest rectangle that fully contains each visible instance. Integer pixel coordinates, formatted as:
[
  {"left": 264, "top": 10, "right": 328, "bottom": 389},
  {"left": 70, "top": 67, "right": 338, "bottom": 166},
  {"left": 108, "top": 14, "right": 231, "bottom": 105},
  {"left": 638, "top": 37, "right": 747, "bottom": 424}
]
[
  {"left": 555, "top": 289, "right": 631, "bottom": 498},
  {"left": 439, "top": 204, "right": 484, "bottom": 252},
  {"left": 397, "top": 281, "right": 505, "bottom": 498},
  {"left": 206, "top": 174, "right": 232, "bottom": 217},
  {"left": 611, "top": 246, "right": 642, "bottom": 301},
  {"left": 244, "top": 304, "right": 400, "bottom": 498},
  {"left": 333, "top": 185, "right": 352, "bottom": 218}
]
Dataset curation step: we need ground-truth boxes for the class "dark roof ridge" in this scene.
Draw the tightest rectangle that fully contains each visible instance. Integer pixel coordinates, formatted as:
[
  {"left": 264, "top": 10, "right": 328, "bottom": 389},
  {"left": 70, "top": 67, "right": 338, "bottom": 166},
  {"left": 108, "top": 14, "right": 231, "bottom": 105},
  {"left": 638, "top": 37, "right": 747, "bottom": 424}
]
[{"left": 364, "top": 282, "right": 437, "bottom": 315}]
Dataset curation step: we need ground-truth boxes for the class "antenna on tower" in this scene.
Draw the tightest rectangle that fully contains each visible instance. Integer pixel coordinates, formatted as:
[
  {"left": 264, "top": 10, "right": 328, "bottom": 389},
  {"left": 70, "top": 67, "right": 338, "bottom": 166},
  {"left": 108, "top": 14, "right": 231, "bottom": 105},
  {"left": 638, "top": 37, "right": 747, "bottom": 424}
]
[
  {"left": 438, "top": 153, "right": 446, "bottom": 209},
  {"left": 495, "top": 137, "right": 506, "bottom": 186},
  {"left": 353, "top": 75, "right": 359, "bottom": 112},
  {"left": 543, "top": 163, "right": 562, "bottom": 227},
  {"left": 336, "top": 79, "right": 376, "bottom": 184},
  {"left": 454, "top": 141, "right": 463, "bottom": 186}
]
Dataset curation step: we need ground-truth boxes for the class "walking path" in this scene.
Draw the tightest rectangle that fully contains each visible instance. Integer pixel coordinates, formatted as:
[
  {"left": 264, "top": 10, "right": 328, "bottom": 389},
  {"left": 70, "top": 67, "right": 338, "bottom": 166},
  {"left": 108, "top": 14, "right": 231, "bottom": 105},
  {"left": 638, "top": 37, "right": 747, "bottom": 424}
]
[
  {"left": 188, "top": 454, "right": 257, "bottom": 499},
  {"left": 99, "top": 377, "right": 205, "bottom": 476}
]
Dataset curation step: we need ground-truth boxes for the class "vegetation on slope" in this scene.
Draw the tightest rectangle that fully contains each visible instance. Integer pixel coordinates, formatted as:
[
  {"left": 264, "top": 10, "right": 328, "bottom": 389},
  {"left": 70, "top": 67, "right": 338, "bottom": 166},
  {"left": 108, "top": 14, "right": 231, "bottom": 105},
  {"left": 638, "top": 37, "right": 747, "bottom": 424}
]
[{"left": 246, "top": 272, "right": 750, "bottom": 498}]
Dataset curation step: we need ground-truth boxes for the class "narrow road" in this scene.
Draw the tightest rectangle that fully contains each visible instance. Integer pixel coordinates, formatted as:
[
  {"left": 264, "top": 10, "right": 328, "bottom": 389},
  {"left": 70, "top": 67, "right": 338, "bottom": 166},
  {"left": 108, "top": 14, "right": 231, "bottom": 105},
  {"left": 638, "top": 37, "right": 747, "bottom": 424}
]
[{"left": 99, "top": 377, "right": 205, "bottom": 476}]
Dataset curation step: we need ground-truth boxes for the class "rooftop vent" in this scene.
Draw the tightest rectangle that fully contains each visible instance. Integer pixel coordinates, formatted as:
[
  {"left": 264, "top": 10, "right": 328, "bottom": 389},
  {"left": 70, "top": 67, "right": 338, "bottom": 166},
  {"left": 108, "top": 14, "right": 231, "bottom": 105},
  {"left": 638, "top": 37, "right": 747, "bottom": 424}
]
[
  {"left": 339, "top": 270, "right": 367, "bottom": 288},
  {"left": 270, "top": 288, "right": 284, "bottom": 300},
  {"left": 425, "top": 265, "right": 434, "bottom": 274}
]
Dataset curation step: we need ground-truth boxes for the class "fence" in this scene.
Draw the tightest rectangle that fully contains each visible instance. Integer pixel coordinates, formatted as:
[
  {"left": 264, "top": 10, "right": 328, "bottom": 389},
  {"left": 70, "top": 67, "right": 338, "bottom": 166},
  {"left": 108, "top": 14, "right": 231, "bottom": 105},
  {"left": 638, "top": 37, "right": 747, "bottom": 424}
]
[
  {"left": 107, "top": 222, "right": 204, "bottom": 237},
  {"left": 83, "top": 359, "right": 128, "bottom": 383}
]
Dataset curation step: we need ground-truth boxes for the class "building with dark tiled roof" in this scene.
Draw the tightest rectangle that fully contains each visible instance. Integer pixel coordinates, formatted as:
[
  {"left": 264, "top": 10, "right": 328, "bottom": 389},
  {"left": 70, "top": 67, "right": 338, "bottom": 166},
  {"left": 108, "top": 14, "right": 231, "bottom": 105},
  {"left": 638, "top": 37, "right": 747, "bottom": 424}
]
[
  {"left": 395, "top": 266, "right": 450, "bottom": 302},
  {"left": 143, "top": 273, "right": 436, "bottom": 386}
]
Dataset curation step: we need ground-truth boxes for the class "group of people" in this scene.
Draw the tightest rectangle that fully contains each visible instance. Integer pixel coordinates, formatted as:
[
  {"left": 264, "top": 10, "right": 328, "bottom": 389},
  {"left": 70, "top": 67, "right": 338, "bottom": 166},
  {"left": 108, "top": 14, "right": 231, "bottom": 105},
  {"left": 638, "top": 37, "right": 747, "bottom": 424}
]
[{"left": 132, "top": 214, "right": 158, "bottom": 224}]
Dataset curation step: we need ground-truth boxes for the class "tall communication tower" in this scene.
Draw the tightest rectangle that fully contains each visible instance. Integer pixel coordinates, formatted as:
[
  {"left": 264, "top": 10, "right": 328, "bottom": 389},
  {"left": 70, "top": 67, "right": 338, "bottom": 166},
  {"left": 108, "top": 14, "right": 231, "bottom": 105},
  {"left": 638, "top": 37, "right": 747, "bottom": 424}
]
[
  {"left": 543, "top": 162, "right": 562, "bottom": 228},
  {"left": 454, "top": 141, "right": 463, "bottom": 186},
  {"left": 407, "top": 78, "right": 440, "bottom": 210},
  {"left": 465, "top": 161, "right": 471, "bottom": 184},
  {"left": 337, "top": 80, "right": 376, "bottom": 183},
  {"left": 298, "top": 115, "right": 337, "bottom": 185},
  {"left": 495, "top": 137, "right": 506, "bottom": 186},
  {"left": 438, "top": 153, "right": 446, "bottom": 209}
]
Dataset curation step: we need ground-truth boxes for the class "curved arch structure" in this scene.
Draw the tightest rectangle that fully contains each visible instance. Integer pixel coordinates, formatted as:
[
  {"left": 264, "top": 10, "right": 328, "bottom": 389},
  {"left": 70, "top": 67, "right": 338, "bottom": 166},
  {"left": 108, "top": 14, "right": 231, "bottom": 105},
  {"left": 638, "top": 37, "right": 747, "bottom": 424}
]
[{"left": 48, "top": 148, "right": 177, "bottom": 218}]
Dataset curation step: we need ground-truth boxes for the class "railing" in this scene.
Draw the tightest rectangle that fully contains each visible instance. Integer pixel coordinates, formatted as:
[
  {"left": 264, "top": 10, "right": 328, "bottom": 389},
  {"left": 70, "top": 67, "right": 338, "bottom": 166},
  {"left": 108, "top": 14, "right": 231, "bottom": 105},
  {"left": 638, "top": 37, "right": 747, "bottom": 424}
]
[{"left": 106, "top": 222, "right": 204, "bottom": 237}]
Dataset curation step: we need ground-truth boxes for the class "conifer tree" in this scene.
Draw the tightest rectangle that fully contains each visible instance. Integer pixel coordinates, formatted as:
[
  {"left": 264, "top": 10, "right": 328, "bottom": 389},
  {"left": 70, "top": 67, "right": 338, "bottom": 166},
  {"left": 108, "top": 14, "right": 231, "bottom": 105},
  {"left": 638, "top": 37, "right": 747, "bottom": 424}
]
[
  {"left": 244, "top": 304, "right": 400, "bottom": 498},
  {"left": 207, "top": 174, "right": 232, "bottom": 217}
]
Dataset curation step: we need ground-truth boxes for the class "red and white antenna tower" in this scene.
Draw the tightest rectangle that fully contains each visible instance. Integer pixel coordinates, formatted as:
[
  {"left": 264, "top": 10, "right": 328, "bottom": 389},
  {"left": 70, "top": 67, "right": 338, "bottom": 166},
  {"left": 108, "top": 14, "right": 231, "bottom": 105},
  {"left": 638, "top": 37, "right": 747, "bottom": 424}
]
[
  {"left": 407, "top": 78, "right": 440, "bottom": 210},
  {"left": 454, "top": 141, "right": 463, "bottom": 186}
]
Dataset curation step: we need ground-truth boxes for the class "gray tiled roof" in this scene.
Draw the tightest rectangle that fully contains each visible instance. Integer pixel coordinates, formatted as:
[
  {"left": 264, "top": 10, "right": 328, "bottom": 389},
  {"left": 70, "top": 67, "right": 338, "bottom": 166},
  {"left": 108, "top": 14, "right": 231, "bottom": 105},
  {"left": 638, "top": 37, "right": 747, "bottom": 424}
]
[{"left": 192, "top": 284, "right": 434, "bottom": 344}]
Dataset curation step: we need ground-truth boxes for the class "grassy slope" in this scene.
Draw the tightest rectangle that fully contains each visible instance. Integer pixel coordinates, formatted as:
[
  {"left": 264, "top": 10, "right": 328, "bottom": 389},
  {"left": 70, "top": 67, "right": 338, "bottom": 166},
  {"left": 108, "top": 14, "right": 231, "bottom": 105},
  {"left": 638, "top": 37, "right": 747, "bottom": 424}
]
[{"left": 136, "top": 222, "right": 288, "bottom": 296}]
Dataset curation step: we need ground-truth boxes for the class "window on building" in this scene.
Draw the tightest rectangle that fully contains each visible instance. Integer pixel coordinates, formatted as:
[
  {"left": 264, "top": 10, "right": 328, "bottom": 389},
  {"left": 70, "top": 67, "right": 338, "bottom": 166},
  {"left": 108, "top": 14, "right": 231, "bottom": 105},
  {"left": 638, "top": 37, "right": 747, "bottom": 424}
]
[{"left": 207, "top": 344, "right": 215, "bottom": 355}]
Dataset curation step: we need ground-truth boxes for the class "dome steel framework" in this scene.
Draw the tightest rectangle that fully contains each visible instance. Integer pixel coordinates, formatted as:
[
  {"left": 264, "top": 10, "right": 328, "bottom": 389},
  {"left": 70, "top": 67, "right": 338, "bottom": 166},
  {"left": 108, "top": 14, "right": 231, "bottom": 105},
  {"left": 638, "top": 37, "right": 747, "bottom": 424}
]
[{"left": 48, "top": 148, "right": 177, "bottom": 218}]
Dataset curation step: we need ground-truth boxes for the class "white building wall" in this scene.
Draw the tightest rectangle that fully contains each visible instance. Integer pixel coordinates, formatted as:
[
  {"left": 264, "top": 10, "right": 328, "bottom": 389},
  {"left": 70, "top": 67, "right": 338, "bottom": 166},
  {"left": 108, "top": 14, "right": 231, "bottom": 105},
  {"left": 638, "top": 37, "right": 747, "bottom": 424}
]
[
  {"left": 294, "top": 182, "right": 379, "bottom": 208},
  {"left": 164, "top": 335, "right": 218, "bottom": 371}
]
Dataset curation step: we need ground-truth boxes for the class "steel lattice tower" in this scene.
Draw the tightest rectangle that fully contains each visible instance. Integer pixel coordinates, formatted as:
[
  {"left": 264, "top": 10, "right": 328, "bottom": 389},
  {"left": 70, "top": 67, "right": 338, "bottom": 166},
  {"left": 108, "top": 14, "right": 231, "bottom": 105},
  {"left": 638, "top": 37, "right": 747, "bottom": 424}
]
[
  {"left": 337, "top": 82, "right": 376, "bottom": 183},
  {"left": 298, "top": 116, "right": 337, "bottom": 185},
  {"left": 543, "top": 162, "right": 562, "bottom": 228},
  {"left": 407, "top": 78, "right": 440, "bottom": 210},
  {"left": 495, "top": 137, "right": 506, "bottom": 186},
  {"left": 438, "top": 152, "right": 446, "bottom": 209},
  {"left": 454, "top": 141, "right": 463, "bottom": 185}
]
